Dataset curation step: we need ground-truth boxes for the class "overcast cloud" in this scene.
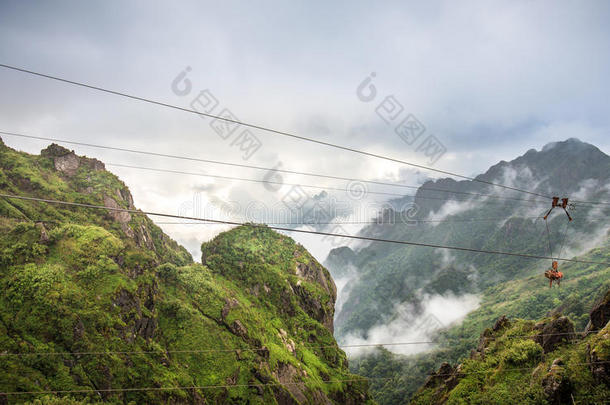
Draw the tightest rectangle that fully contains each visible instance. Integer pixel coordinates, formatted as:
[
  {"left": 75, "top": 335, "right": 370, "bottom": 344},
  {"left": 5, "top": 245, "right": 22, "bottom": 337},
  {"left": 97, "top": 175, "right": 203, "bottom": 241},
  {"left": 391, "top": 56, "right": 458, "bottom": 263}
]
[{"left": 1, "top": 0, "right": 609, "bottom": 261}]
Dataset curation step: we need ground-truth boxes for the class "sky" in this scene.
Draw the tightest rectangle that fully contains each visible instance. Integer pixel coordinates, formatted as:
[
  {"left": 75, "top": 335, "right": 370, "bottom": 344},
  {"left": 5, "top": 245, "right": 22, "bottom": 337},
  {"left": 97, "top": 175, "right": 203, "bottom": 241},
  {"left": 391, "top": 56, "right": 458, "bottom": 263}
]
[{"left": 1, "top": 0, "right": 609, "bottom": 260}]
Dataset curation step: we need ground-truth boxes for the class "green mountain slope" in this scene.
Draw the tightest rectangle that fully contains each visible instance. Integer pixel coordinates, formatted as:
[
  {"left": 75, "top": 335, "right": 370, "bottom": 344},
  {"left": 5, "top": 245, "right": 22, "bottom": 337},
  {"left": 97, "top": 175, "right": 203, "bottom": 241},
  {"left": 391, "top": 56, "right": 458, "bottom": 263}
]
[
  {"left": 324, "top": 138, "right": 610, "bottom": 403},
  {"left": 411, "top": 291, "right": 610, "bottom": 404},
  {"left": 350, "top": 237, "right": 610, "bottom": 403},
  {"left": 0, "top": 139, "right": 371, "bottom": 404},
  {"left": 329, "top": 138, "right": 610, "bottom": 339}
]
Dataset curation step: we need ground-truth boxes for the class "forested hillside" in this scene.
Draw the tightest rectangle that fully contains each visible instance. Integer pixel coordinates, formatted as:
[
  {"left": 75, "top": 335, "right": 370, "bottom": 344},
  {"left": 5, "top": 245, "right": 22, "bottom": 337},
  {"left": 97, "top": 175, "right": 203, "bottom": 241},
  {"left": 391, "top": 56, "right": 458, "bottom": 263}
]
[
  {"left": 351, "top": 233, "right": 610, "bottom": 403},
  {"left": 0, "top": 139, "right": 371, "bottom": 404},
  {"left": 325, "top": 139, "right": 610, "bottom": 403},
  {"left": 330, "top": 139, "right": 610, "bottom": 340}
]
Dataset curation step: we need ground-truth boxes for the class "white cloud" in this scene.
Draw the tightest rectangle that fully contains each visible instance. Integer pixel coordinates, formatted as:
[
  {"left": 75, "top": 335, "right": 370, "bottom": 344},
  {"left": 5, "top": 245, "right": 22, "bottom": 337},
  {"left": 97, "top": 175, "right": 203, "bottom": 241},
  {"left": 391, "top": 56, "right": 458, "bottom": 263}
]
[
  {"left": 426, "top": 199, "right": 478, "bottom": 223},
  {"left": 341, "top": 292, "right": 480, "bottom": 357},
  {"left": 1, "top": 0, "right": 610, "bottom": 282},
  {"left": 333, "top": 265, "right": 360, "bottom": 316}
]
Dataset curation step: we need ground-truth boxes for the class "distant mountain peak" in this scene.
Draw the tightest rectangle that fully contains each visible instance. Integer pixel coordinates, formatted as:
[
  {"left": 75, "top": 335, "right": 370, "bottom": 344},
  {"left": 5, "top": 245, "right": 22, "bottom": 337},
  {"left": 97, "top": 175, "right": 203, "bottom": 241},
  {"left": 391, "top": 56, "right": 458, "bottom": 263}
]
[
  {"left": 541, "top": 137, "right": 586, "bottom": 152},
  {"left": 473, "top": 138, "right": 609, "bottom": 196}
]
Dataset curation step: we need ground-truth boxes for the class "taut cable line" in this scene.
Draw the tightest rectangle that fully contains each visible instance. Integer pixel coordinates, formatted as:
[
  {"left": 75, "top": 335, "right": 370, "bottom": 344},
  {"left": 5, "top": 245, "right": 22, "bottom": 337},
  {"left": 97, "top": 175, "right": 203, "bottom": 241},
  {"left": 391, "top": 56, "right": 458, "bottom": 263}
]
[
  {"left": 0, "top": 63, "right": 551, "bottom": 199},
  {"left": 0, "top": 130, "right": 550, "bottom": 206},
  {"left": 1, "top": 193, "right": 609, "bottom": 266}
]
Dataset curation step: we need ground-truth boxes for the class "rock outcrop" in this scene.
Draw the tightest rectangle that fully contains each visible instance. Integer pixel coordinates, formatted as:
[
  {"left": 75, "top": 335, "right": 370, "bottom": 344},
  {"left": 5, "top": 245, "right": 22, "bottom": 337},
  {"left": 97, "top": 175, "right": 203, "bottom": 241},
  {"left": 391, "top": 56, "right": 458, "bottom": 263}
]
[
  {"left": 586, "top": 290, "right": 610, "bottom": 333},
  {"left": 41, "top": 143, "right": 105, "bottom": 176},
  {"left": 103, "top": 194, "right": 134, "bottom": 237},
  {"left": 471, "top": 315, "right": 511, "bottom": 360},
  {"left": 422, "top": 362, "right": 462, "bottom": 392},
  {"left": 113, "top": 284, "right": 158, "bottom": 342},
  {"left": 541, "top": 358, "right": 573, "bottom": 405},
  {"left": 412, "top": 297, "right": 610, "bottom": 404},
  {"left": 533, "top": 316, "right": 575, "bottom": 353},
  {"left": 586, "top": 322, "right": 610, "bottom": 388}
]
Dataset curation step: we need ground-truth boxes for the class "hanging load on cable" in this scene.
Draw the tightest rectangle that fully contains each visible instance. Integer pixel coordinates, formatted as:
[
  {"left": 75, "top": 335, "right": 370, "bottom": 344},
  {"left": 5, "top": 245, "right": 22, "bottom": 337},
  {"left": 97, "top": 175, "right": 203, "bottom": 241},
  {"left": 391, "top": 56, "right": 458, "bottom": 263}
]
[
  {"left": 544, "top": 261, "right": 563, "bottom": 288},
  {"left": 542, "top": 196, "right": 572, "bottom": 288}
]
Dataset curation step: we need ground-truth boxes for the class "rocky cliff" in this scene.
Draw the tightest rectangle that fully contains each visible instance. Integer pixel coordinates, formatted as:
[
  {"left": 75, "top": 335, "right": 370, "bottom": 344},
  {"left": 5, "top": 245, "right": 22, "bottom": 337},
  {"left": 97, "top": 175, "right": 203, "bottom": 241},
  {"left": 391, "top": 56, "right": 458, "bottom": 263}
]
[{"left": 0, "top": 138, "right": 372, "bottom": 404}]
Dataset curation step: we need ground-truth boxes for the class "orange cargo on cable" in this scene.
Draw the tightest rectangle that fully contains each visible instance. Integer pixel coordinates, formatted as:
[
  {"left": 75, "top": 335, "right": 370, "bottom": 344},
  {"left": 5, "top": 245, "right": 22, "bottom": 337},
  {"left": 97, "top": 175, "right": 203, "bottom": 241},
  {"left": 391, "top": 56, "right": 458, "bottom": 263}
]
[{"left": 542, "top": 197, "right": 572, "bottom": 288}]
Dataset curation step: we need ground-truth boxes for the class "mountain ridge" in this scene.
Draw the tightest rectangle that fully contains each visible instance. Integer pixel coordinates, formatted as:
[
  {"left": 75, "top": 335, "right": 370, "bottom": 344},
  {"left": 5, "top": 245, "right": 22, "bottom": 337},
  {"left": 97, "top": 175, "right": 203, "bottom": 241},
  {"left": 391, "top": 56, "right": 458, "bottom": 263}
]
[
  {"left": 0, "top": 138, "right": 372, "bottom": 404},
  {"left": 329, "top": 137, "right": 610, "bottom": 339},
  {"left": 325, "top": 138, "right": 610, "bottom": 403}
]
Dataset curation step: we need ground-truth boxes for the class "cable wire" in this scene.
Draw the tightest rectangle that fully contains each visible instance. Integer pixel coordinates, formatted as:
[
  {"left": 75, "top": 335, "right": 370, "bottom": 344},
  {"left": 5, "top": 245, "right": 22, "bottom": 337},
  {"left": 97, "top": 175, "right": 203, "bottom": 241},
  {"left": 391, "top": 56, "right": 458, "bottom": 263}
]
[
  {"left": 0, "top": 130, "right": 550, "bottom": 206},
  {"left": 1, "top": 193, "right": 609, "bottom": 266},
  {"left": 1, "top": 362, "right": 609, "bottom": 396},
  {"left": 153, "top": 216, "right": 543, "bottom": 226},
  {"left": 0, "top": 330, "right": 593, "bottom": 358},
  {"left": 1, "top": 214, "right": 544, "bottom": 227},
  {"left": 557, "top": 220, "right": 570, "bottom": 261},
  {"left": 106, "top": 163, "right": 404, "bottom": 198},
  {"left": 544, "top": 218, "right": 554, "bottom": 259},
  {"left": 107, "top": 162, "right": 544, "bottom": 205},
  {"left": 0, "top": 64, "right": 552, "bottom": 199}
]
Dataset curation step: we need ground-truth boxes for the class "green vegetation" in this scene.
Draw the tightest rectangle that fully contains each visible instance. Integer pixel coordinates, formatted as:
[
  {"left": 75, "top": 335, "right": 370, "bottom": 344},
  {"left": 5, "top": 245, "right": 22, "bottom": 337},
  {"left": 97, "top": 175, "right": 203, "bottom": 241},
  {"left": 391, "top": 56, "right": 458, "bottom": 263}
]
[
  {"left": 351, "top": 230, "right": 610, "bottom": 404},
  {"left": 329, "top": 139, "right": 610, "bottom": 403},
  {"left": 0, "top": 140, "right": 371, "bottom": 404},
  {"left": 411, "top": 316, "right": 610, "bottom": 404},
  {"left": 332, "top": 139, "right": 610, "bottom": 339}
]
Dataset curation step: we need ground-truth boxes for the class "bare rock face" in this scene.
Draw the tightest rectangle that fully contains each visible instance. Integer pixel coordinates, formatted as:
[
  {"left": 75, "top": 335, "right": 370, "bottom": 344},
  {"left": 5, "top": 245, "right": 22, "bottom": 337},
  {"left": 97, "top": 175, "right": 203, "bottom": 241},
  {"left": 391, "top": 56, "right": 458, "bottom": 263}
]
[
  {"left": 292, "top": 252, "right": 337, "bottom": 333},
  {"left": 588, "top": 344, "right": 610, "bottom": 386},
  {"left": 229, "top": 320, "right": 248, "bottom": 339},
  {"left": 40, "top": 143, "right": 71, "bottom": 158},
  {"left": 41, "top": 144, "right": 81, "bottom": 176},
  {"left": 542, "top": 358, "right": 573, "bottom": 404},
  {"left": 272, "top": 362, "right": 308, "bottom": 404},
  {"left": 533, "top": 316, "right": 575, "bottom": 353},
  {"left": 292, "top": 282, "right": 335, "bottom": 333},
  {"left": 40, "top": 143, "right": 80, "bottom": 177},
  {"left": 586, "top": 290, "right": 610, "bottom": 333},
  {"left": 269, "top": 362, "right": 337, "bottom": 405},
  {"left": 116, "top": 188, "right": 135, "bottom": 209},
  {"left": 221, "top": 297, "right": 239, "bottom": 321},
  {"left": 418, "top": 361, "right": 463, "bottom": 403},
  {"left": 42, "top": 143, "right": 106, "bottom": 175},
  {"left": 36, "top": 222, "right": 50, "bottom": 243},
  {"left": 113, "top": 285, "right": 157, "bottom": 342},
  {"left": 83, "top": 157, "right": 105, "bottom": 171},
  {"left": 492, "top": 315, "right": 510, "bottom": 332},
  {"left": 104, "top": 188, "right": 153, "bottom": 248},
  {"left": 103, "top": 195, "right": 134, "bottom": 237},
  {"left": 295, "top": 261, "right": 336, "bottom": 300},
  {"left": 277, "top": 328, "right": 296, "bottom": 354},
  {"left": 472, "top": 315, "right": 511, "bottom": 360},
  {"left": 135, "top": 223, "right": 155, "bottom": 251},
  {"left": 423, "top": 362, "right": 460, "bottom": 389},
  {"left": 54, "top": 152, "right": 80, "bottom": 176},
  {"left": 587, "top": 330, "right": 610, "bottom": 387}
]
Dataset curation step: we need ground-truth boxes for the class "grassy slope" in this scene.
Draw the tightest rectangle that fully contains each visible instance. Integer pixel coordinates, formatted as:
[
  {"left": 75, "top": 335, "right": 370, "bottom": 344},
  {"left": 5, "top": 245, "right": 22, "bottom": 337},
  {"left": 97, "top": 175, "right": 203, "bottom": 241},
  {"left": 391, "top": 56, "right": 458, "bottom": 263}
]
[{"left": 0, "top": 141, "right": 371, "bottom": 404}]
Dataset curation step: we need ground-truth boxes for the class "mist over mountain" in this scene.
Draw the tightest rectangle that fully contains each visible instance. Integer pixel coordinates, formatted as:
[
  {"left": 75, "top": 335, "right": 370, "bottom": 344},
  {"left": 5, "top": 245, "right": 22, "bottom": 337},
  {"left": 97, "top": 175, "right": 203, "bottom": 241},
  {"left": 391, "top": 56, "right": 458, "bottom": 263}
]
[
  {"left": 327, "top": 138, "right": 610, "bottom": 340},
  {"left": 1, "top": 135, "right": 609, "bottom": 404},
  {"left": 323, "top": 139, "right": 610, "bottom": 402}
]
